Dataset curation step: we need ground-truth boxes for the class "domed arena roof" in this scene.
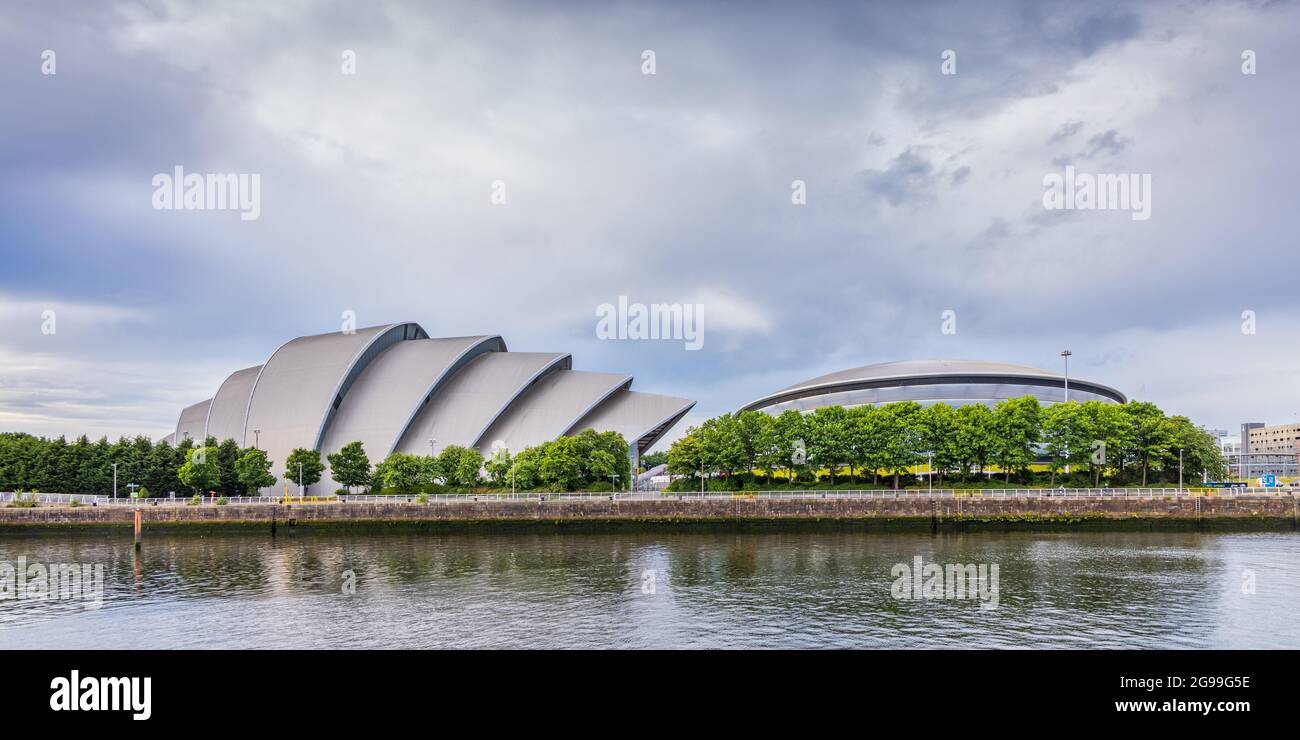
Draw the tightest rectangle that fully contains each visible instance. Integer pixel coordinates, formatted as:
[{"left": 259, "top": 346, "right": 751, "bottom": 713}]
[{"left": 741, "top": 359, "right": 1126, "bottom": 413}]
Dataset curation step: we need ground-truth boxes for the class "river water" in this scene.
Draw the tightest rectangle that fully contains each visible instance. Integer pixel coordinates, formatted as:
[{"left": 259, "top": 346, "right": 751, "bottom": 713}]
[{"left": 1, "top": 530, "right": 1297, "bottom": 648}]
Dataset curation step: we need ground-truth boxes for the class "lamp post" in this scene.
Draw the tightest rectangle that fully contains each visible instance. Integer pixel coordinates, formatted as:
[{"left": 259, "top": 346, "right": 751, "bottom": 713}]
[
  {"left": 927, "top": 451, "right": 933, "bottom": 494},
  {"left": 112, "top": 463, "right": 118, "bottom": 500},
  {"left": 428, "top": 438, "right": 437, "bottom": 457},
  {"left": 1060, "top": 350, "right": 1072, "bottom": 402},
  {"left": 1060, "top": 350, "right": 1072, "bottom": 475},
  {"left": 253, "top": 428, "right": 261, "bottom": 449},
  {"left": 298, "top": 461, "right": 304, "bottom": 498}
]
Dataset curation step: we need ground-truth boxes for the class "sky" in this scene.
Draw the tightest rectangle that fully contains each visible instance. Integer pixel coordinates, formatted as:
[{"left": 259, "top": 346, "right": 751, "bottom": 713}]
[{"left": 1, "top": 0, "right": 1298, "bottom": 446}]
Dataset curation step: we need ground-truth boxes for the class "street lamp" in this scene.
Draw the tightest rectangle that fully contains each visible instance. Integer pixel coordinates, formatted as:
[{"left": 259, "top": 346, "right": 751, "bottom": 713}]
[
  {"left": 1060, "top": 350, "right": 1072, "bottom": 475},
  {"left": 298, "top": 461, "right": 304, "bottom": 498},
  {"left": 253, "top": 428, "right": 261, "bottom": 449},
  {"left": 428, "top": 438, "right": 437, "bottom": 457},
  {"left": 927, "top": 451, "right": 933, "bottom": 494},
  {"left": 111, "top": 463, "right": 118, "bottom": 500},
  {"left": 1059, "top": 350, "right": 1073, "bottom": 402}
]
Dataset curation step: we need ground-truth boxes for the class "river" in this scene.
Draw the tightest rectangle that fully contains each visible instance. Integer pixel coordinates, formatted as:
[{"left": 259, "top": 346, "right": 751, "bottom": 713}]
[{"left": 1, "top": 530, "right": 1297, "bottom": 648}]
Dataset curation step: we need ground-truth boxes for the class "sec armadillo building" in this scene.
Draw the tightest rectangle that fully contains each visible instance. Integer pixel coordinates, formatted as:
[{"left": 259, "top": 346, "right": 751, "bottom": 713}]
[{"left": 163, "top": 323, "right": 694, "bottom": 492}]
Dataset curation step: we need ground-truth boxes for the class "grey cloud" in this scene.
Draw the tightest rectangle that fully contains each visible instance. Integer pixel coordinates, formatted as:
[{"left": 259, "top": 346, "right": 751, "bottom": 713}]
[
  {"left": 1047, "top": 121, "right": 1084, "bottom": 145},
  {"left": 1, "top": 0, "right": 1297, "bottom": 439}
]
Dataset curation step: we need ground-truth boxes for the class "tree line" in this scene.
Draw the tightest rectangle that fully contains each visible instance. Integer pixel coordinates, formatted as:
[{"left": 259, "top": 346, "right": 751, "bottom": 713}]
[
  {"left": 665, "top": 398, "right": 1227, "bottom": 490},
  {"left": 0, "top": 428, "right": 632, "bottom": 496}
]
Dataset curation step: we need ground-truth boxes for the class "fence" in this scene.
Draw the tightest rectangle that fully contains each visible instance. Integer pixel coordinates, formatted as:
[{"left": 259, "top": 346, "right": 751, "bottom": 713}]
[{"left": 3, "top": 487, "right": 1294, "bottom": 507}]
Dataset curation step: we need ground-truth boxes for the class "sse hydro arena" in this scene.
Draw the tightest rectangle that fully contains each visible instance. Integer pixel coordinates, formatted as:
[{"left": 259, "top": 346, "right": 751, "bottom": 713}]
[
  {"left": 740, "top": 359, "right": 1126, "bottom": 415},
  {"left": 163, "top": 323, "right": 694, "bottom": 493}
]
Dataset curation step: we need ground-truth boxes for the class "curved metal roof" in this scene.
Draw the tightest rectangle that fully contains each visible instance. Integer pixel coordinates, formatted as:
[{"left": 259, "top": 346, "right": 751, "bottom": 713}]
[
  {"left": 203, "top": 365, "right": 261, "bottom": 444},
  {"left": 395, "top": 351, "right": 572, "bottom": 455},
  {"left": 742, "top": 358, "right": 1126, "bottom": 411},
  {"left": 244, "top": 322, "right": 426, "bottom": 481},
  {"left": 319, "top": 335, "right": 505, "bottom": 468},
  {"left": 476, "top": 369, "right": 632, "bottom": 456},
  {"left": 161, "top": 322, "right": 698, "bottom": 493},
  {"left": 569, "top": 389, "right": 696, "bottom": 454},
  {"left": 159, "top": 432, "right": 175, "bottom": 446},
  {"left": 175, "top": 398, "right": 212, "bottom": 444}
]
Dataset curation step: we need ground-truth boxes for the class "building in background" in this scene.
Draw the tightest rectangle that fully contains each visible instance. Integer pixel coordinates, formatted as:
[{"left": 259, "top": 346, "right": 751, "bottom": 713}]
[
  {"left": 1225, "top": 422, "right": 1300, "bottom": 480},
  {"left": 741, "top": 359, "right": 1126, "bottom": 415},
  {"left": 164, "top": 323, "right": 694, "bottom": 493}
]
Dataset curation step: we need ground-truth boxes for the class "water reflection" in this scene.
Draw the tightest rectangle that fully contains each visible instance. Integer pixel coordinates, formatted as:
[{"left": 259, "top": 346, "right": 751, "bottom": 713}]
[{"left": 1, "top": 530, "right": 1297, "bottom": 648}]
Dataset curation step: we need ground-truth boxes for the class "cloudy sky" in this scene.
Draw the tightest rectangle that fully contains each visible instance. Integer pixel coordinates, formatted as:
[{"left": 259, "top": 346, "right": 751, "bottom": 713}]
[{"left": 1, "top": 0, "right": 1297, "bottom": 445}]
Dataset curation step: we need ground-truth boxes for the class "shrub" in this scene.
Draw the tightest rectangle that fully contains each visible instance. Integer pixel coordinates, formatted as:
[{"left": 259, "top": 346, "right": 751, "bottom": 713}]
[
  {"left": 415, "top": 493, "right": 429, "bottom": 504},
  {"left": 69, "top": 499, "right": 82, "bottom": 508},
  {"left": 215, "top": 496, "right": 228, "bottom": 506},
  {"left": 9, "top": 492, "right": 37, "bottom": 508},
  {"left": 186, "top": 495, "right": 201, "bottom": 506},
  {"left": 588, "top": 481, "right": 613, "bottom": 492},
  {"left": 335, "top": 488, "right": 349, "bottom": 496}
]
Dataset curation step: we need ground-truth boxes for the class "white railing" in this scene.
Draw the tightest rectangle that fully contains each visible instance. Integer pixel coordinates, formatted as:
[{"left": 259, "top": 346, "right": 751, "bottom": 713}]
[{"left": 2, "top": 487, "right": 1293, "bottom": 507}]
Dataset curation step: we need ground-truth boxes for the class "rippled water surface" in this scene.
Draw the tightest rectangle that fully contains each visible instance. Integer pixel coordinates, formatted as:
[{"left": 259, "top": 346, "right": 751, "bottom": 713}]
[{"left": 2, "top": 530, "right": 1298, "bottom": 648}]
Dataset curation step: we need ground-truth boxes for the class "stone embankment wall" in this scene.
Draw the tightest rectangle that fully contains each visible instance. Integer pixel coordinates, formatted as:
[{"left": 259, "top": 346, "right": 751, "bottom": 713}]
[{"left": 1, "top": 495, "right": 1296, "bottom": 531}]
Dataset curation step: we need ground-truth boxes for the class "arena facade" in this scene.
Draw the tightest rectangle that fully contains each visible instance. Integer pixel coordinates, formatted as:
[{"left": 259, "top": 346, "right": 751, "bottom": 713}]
[
  {"left": 741, "top": 359, "right": 1125, "bottom": 415},
  {"left": 164, "top": 323, "right": 694, "bottom": 492}
]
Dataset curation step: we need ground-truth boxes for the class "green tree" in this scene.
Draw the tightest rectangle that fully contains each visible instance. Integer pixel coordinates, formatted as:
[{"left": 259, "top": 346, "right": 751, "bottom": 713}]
[
  {"left": 1124, "top": 402, "right": 1172, "bottom": 485},
  {"left": 433, "top": 445, "right": 483, "bottom": 488},
  {"left": 806, "top": 405, "right": 851, "bottom": 483},
  {"left": 917, "top": 403, "right": 959, "bottom": 485},
  {"left": 510, "top": 446, "right": 544, "bottom": 489},
  {"left": 1040, "top": 401, "right": 1077, "bottom": 485},
  {"left": 374, "top": 452, "right": 429, "bottom": 491},
  {"left": 539, "top": 436, "right": 584, "bottom": 490},
  {"left": 954, "top": 403, "right": 996, "bottom": 481},
  {"left": 284, "top": 448, "right": 325, "bottom": 494},
  {"left": 992, "top": 396, "right": 1041, "bottom": 483},
  {"left": 699, "top": 413, "right": 745, "bottom": 480},
  {"left": 215, "top": 438, "right": 244, "bottom": 496},
  {"left": 177, "top": 446, "right": 221, "bottom": 494},
  {"left": 667, "top": 431, "right": 706, "bottom": 482},
  {"left": 773, "top": 410, "right": 808, "bottom": 485},
  {"left": 484, "top": 446, "right": 513, "bottom": 486},
  {"left": 878, "top": 402, "right": 923, "bottom": 489},
  {"left": 327, "top": 441, "right": 372, "bottom": 492},
  {"left": 1076, "top": 401, "right": 1125, "bottom": 485},
  {"left": 235, "top": 448, "right": 276, "bottom": 492}
]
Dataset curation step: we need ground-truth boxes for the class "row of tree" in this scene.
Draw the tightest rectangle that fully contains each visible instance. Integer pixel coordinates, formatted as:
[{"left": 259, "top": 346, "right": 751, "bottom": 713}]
[
  {"left": 0, "top": 433, "right": 258, "bottom": 497},
  {"left": 665, "top": 398, "right": 1226, "bottom": 489},
  {"left": 366, "top": 429, "right": 631, "bottom": 492},
  {"left": 1, "top": 428, "right": 633, "bottom": 495}
]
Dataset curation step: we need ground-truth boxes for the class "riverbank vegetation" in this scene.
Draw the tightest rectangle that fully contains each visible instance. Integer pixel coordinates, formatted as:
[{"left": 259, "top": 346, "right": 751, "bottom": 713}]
[
  {"left": 665, "top": 398, "right": 1226, "bottom": 491},
  {"left": 0, "top": 428, "right": 632, "bottom": 496}
]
